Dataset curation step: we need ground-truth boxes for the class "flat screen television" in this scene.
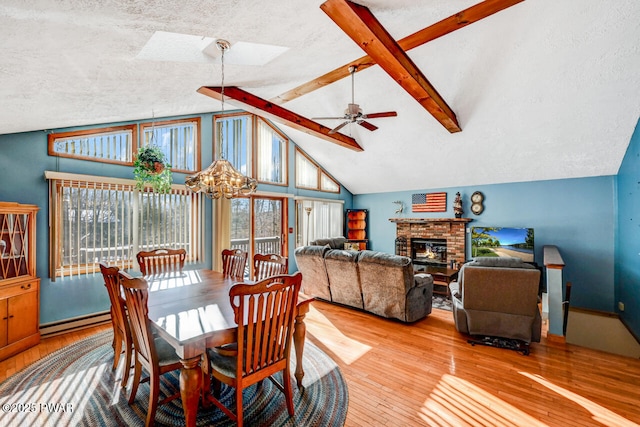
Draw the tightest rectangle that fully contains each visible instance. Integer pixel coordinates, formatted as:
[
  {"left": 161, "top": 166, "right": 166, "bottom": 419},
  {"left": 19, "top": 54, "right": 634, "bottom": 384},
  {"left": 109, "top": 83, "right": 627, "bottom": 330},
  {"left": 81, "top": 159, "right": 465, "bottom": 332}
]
[{"left": 471, "top": 227, "right": 535, "bottom": 263}]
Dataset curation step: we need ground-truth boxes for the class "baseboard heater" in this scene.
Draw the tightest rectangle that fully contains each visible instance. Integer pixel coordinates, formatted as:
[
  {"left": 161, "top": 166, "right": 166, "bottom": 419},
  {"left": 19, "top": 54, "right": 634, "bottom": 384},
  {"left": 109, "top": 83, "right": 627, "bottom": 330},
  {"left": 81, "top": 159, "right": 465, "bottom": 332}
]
[{"left": 40, "top": 311, "right": 111, "bottom": 337}]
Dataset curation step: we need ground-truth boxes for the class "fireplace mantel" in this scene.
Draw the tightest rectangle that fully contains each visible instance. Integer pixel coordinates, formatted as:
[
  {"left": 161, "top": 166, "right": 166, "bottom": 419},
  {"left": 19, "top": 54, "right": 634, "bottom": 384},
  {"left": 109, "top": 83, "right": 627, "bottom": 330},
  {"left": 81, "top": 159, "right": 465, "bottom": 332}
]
[{"left": 389, "top": 218, "right": 472, "bottom": 224}]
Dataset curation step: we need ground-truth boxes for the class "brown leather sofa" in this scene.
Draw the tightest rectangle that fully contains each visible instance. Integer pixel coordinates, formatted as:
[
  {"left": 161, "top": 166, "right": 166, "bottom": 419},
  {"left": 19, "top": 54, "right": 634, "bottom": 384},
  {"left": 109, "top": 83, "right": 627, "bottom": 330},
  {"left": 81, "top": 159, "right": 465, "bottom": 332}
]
[{"left": 294, "top": 246, "right": 433, "bottom": 322}]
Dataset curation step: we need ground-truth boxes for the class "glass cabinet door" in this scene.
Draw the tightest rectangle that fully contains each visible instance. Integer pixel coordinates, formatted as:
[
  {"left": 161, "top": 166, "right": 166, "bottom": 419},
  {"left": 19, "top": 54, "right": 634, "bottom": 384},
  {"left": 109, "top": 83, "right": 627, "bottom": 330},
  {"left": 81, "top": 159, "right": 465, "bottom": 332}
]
[{"left": 0, "top": 212, "right": 30, "bottom": 280}]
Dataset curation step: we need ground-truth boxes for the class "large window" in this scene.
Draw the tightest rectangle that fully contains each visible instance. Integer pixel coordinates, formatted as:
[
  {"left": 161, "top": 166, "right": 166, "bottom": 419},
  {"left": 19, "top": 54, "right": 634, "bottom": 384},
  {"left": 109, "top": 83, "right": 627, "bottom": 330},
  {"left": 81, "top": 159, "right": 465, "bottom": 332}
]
[
  {"left": 295, "top": 148, "right": 339, "bottom": 193},
  {"left": 46, "top": 172, "right": 203, "bottom": 279},
  {"left": 295, "top": 198, "right": 344, "bottom": 247},
  {"left": 140, "top": 118, "right": 200, "bottom": 173},
  {"left": 214, "top": 113, "right": 288, "bottom": 186}
]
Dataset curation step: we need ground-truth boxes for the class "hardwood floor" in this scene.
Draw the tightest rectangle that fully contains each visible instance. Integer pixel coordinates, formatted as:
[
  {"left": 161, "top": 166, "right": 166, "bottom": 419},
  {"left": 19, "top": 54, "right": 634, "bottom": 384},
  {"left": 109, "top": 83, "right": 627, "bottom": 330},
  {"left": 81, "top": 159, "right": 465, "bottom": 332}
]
[{"left": 2, "top": 303, "right": 639, "bottom": 426}]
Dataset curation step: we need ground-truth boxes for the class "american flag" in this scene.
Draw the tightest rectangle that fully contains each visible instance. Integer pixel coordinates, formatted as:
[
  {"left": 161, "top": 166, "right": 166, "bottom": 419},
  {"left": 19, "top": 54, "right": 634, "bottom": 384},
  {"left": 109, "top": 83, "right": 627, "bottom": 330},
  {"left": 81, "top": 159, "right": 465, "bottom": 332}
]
[{"left": 412, "top": 192, "right": 447, "bottom": 212}]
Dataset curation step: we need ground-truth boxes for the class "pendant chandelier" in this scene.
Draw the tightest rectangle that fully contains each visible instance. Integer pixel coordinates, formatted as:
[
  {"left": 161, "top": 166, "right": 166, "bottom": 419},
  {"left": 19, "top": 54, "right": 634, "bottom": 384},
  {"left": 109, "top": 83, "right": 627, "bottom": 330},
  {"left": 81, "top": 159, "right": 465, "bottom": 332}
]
[{"left": 185, "top": 39, "right": 257, "bottom": 199}]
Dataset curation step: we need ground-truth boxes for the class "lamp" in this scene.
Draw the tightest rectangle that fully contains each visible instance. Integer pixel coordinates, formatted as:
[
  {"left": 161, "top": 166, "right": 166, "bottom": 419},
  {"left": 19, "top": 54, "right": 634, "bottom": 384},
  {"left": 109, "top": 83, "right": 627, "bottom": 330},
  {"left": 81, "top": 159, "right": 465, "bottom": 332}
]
[
  {"left": 185, "top": 39, "right": 257, "bottom": 199},
  {"left": 305, "top": 206, "right": 313, "bottom": 245}
]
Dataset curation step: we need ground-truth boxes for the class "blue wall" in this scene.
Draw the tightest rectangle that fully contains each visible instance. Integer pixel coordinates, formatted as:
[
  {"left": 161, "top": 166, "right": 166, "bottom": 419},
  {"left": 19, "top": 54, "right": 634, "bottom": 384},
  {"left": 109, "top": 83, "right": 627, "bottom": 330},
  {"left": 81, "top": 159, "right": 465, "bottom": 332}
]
[
  {"left": 0, "top": 112, "right": 352, "bottom": 325},
  {"left": 354, "top": 176, "right": 617, "bottom": 312},
  {"left": 616, "top": 118, "right": 640, "bottom": 336}
]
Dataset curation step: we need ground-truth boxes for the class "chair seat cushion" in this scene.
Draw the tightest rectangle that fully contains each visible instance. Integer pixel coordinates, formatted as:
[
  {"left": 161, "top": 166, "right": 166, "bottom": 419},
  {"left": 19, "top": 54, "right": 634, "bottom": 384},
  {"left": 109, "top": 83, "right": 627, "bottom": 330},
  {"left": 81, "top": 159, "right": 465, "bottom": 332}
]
[
  {"left": 206, "top": 347, "right": 238, "bottom": 378},
  {"left": 154, "top": 337, "right": 181, "bottom": 365}
]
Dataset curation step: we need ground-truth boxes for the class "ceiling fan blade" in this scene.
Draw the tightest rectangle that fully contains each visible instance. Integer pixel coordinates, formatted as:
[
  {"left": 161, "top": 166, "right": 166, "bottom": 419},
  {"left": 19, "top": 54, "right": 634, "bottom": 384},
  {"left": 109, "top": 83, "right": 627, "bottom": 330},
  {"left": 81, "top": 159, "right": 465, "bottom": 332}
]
[
  {"left": 329, "top": 121, "right": 350, "bottom": 134},
  {"left": 312, "top": 116, "right": 348, "bottom": 120},
  {"left": 358, "top": 121, "right": 378, "bottom": 132},
  {"left": 272, "top": 0, "right": 524, "bottom": 104},
  {"left": 363, "top": 111, "right": 397, "bottom": 119}
]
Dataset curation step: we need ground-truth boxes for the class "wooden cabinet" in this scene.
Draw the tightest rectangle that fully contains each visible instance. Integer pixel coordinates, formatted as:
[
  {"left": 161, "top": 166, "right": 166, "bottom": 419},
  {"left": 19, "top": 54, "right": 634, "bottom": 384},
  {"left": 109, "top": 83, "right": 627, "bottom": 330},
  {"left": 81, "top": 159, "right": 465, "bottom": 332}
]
[
  {"left": 0, "top": 202, "right": 40, "bottom": 361},
  {"left": 345, "top": 209, "right": 368, "bottom": 250}
]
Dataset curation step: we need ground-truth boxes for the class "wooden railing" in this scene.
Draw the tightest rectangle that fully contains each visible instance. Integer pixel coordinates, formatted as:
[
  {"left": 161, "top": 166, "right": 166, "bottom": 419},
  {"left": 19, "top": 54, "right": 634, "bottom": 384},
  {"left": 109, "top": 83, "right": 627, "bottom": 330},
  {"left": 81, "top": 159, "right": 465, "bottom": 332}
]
[{"left": 230, "top": 236, "right": 282, "bottom": 255}]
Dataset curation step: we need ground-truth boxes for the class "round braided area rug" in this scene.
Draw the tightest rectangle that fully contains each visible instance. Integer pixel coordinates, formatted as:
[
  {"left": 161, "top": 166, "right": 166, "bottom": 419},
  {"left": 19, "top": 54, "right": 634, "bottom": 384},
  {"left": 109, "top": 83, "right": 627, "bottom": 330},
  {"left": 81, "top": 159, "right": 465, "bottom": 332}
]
[{"left": 0, "top": 331, "right": 348, "bottom": 427}]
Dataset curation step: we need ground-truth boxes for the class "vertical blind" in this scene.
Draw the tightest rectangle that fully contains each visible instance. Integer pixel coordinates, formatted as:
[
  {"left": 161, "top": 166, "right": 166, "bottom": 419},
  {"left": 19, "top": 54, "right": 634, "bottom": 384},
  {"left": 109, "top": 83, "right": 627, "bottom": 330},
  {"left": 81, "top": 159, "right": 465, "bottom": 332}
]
[{"left": 47, "top": 173, "right": 203, "bottom": 279}]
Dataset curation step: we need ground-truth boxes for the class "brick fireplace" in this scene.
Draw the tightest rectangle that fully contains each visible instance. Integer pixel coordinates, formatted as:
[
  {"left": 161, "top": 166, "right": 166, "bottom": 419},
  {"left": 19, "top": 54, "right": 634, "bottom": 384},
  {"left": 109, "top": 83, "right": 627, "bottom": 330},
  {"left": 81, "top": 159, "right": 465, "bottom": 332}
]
[{"left": 389, "top": 218, "right": 472, "bottom": 268}]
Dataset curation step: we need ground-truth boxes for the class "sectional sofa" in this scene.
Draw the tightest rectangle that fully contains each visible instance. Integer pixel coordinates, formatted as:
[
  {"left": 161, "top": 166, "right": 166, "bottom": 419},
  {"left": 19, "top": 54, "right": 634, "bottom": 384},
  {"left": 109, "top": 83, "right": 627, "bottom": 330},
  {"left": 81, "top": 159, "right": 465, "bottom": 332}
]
[{"left": 294, "top": 245, "right": 434, "bottom": 322}]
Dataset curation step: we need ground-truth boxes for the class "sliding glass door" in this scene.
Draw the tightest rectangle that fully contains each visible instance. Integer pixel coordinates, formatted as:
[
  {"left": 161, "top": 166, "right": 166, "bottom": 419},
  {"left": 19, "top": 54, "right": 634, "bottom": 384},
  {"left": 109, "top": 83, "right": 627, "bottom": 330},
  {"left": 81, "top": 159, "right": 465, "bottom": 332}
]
[{"left": 230, "top": 196, "right": 286, "bottom": 278}]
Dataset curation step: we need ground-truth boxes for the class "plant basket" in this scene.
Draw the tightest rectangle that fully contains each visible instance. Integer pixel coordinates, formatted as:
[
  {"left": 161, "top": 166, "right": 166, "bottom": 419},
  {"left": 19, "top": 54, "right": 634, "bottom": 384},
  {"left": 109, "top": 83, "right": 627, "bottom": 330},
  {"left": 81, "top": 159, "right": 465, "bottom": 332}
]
[{"left": 133, "top": 145, "right": 173, "bottom": 193}]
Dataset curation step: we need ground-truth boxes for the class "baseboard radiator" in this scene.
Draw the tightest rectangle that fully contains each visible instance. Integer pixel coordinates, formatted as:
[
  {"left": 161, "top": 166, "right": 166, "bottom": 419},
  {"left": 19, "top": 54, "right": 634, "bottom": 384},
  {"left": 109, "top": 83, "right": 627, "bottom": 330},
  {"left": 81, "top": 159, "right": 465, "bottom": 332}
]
[{"left": 40, "top": 311, "right": 111, "bottom": 337}]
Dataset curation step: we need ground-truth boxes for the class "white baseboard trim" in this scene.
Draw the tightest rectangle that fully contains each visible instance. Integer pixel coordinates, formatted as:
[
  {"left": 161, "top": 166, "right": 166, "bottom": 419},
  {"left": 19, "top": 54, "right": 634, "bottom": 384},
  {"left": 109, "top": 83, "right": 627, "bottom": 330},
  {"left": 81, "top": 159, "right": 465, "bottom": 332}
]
[{"left": 40, "top": 311, "right": 111, "bottom": 337}]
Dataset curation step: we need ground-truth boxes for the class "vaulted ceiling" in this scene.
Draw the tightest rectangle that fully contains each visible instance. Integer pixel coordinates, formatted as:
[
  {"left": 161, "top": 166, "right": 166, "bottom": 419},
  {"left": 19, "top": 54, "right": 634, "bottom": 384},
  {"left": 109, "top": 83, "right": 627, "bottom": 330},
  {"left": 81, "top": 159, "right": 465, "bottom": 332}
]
[{"left": 1, "top": 0, "right": 639, "bottom": 194}]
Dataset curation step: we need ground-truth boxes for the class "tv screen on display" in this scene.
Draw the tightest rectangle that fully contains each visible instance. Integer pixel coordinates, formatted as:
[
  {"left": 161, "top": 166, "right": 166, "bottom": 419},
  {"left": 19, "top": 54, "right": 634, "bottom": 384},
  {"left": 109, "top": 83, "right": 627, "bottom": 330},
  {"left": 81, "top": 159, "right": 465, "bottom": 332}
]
[{"left": 471, "top": 227, "right": 535, "bottom": 263}]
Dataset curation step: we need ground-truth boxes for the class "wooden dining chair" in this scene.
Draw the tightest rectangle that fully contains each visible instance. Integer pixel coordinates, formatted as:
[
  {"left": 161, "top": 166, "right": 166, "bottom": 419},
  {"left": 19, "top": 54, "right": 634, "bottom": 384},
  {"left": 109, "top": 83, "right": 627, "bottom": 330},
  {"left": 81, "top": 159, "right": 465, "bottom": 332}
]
[
  {"left": 221, "top": 248, "right": 248, "bottom": 278},
  {"left": 99, "top": 262, "right": 133, "bottom": 388},
  {"left": 204, "top": 272, "right": 302, "bottom": 427},
  {"left": 136, "top": 248, "right": 187, "bottom": 276},
  {"left": 118, "top": 271, "right": 183, "bottom": 427},
  {"left": 253, "top": 253, "right": 288, "bottom": 281}
]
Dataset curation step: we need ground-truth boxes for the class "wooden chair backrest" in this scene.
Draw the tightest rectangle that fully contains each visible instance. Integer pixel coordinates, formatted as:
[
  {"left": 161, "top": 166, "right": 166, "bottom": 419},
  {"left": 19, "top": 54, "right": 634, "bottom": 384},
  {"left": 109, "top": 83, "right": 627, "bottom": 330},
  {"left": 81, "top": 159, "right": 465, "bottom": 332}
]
[
  {"left": 99, "top": 262, "right": 129, "bottom": 339},
  {"left": 253, "top": 253, "right": 288, "bottom": 281},
  {"left": 221, "top": 249, "right": 248, "bottom": 278},
  {"left": 118, "top": 271, "right": 157, "bottom": 367},
  {"left": 229, "top": 272, "right": 302, "bottom": 381},
  {"left": 136, "top": 248, "right": 187, "bottom": 276}
]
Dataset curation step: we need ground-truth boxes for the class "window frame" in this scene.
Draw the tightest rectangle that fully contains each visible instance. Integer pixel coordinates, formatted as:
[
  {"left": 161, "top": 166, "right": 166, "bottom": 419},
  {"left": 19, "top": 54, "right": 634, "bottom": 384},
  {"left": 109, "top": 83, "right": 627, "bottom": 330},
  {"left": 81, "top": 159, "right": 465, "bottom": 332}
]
[
  {"left": 253, "top": 117, "right": 289, "bottom": 187},
  {"left": 139, "top": 117, "right": 201, "bottom": 174},
  {"left": 295, "top": 148, "right": 340, "bottom": 193},
  {"left": 47, "top": 124, "right": 138, "bottom": 165},
  {"left": 213, "top": 113, "right": 290, "bottom": 187},
  {"left": 46, "top": 171, "right": 204, "bottom": 279}
]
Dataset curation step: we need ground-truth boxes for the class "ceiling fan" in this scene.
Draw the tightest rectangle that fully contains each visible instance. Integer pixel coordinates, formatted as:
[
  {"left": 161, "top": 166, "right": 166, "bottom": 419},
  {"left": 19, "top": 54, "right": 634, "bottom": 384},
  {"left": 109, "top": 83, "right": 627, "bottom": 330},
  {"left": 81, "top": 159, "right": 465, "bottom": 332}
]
[{"left": 313, "top": 66, "right": 397, "bottom": 134}]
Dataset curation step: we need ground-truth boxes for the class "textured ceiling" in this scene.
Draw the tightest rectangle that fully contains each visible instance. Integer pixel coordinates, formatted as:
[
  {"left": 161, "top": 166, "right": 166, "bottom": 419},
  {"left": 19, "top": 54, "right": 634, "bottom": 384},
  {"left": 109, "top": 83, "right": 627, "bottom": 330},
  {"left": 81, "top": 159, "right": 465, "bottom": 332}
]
[{"left": 1, "top": 0, "right": 639, "bottom": 194}]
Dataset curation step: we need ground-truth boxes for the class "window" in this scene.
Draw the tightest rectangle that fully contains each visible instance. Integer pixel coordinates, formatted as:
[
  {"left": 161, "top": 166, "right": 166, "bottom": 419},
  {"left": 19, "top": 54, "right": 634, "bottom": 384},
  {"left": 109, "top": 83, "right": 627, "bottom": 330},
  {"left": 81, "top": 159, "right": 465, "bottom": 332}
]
[
  {"left": 140, "top": 118, "right": 201, "bottom": 173},
  {"left": 214, "top": 113, "right": 288, "bottom": 185},
  {"left": 256, "top": 118, "right": 287, "bottom": 185},
  {"left": 214, "top": 113, "right": 252, "bottom": 176},
  {"left": 46, "top": 172, "right": 203, "bottom": 279},
  {"left": 295, "top": 198, "right": 344, "bottom": 247},
  {"left": 295, "top": 148, "right": 339, "bottom": 193},
  {"left": 48, "top": 125, "right": 137, "bottom": 164}
]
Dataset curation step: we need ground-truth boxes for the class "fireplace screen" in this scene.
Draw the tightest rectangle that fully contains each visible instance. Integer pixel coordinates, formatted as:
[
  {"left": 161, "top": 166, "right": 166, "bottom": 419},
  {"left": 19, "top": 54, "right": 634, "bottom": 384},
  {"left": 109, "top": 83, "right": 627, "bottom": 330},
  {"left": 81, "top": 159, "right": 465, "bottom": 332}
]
[{"left": 411, "top": 238, "right": 447, "bottom": 267}]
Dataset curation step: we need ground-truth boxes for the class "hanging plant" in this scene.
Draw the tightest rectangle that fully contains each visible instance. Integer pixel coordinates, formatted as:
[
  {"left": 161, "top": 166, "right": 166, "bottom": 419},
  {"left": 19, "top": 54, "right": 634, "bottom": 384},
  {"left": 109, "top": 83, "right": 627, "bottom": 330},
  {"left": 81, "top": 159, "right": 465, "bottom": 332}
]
[{"left": 133, "top": 145, "right": 173, "bottom": 194}]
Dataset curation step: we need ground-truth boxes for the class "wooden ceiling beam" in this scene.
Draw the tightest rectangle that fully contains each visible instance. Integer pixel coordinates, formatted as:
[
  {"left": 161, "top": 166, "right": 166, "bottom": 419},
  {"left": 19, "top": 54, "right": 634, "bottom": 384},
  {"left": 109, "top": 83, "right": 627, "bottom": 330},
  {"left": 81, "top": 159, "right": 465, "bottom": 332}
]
[
  {"left": 197, "top": 86, "right": 364, "bottom": 152},
  {"left": 271, "top": 0, "right": 524, "bottom": 105},
  {"left": 320, "top": 0, "right": 461, "bottom": 133}
]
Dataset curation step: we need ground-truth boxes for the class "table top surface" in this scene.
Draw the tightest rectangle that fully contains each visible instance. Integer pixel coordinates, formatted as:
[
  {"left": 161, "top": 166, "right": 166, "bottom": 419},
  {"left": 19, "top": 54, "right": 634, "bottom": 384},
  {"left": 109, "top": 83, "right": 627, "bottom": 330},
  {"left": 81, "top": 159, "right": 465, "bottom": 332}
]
[{"left": 144, "top": 269, "right": 311, "bottom": 348}]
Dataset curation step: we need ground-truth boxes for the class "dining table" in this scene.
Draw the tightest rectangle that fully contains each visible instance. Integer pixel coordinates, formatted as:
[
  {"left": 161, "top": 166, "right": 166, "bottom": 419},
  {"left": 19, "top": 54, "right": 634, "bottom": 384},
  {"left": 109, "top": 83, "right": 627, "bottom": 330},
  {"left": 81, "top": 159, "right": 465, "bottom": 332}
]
[{"left": 143, "top": 269, "right": 313, "bottom": 427}]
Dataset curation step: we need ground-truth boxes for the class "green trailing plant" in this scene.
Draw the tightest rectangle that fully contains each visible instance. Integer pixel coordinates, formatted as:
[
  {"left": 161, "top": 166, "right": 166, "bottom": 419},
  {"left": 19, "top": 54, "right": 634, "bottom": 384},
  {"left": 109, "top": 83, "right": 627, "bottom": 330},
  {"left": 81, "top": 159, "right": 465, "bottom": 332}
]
[{"left": 133, "top": 145, "right": 173, "bottom": 193}]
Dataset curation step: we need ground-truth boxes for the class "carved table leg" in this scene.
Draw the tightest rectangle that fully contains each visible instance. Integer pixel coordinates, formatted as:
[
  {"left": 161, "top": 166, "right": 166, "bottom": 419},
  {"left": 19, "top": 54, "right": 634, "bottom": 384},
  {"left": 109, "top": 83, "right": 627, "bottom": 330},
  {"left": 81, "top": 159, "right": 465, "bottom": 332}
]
[
  {"left": 293, "top": 303, "right": 311, "bottom": 388},
  {"left": 179, "top": 356, "right": 202, "bottom": 427}
]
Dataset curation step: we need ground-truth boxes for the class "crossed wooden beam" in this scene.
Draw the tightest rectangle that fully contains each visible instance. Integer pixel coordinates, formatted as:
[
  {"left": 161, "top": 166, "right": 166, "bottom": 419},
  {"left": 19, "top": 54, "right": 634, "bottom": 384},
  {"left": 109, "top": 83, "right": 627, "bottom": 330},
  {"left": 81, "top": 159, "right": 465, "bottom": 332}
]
[{"left": 199, "top": 0, "right": 524, "bottom": 149}]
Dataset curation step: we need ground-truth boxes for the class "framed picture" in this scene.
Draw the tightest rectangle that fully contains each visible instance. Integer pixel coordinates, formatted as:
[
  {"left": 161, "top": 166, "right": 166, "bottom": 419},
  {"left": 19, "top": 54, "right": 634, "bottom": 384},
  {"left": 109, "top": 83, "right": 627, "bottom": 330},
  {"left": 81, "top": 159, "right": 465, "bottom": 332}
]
[{"left": 344, "top": 242, "right": 361, "bottom": 251}]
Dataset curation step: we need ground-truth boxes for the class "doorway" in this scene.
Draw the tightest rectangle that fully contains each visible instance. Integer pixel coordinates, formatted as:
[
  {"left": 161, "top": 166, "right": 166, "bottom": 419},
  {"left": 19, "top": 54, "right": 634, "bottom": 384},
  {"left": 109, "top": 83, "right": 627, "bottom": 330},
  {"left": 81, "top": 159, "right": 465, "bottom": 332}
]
[{"left": 230, "top": 196, "right": 287, "bottom": 278}]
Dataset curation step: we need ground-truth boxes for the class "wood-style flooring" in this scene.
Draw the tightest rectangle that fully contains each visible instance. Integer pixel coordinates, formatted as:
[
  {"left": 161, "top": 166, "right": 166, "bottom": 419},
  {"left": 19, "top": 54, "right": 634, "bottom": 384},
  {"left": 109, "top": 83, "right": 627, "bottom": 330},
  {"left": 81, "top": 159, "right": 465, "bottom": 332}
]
[{"left": 1, "top": 302, "right": 639, "bottom": 426}]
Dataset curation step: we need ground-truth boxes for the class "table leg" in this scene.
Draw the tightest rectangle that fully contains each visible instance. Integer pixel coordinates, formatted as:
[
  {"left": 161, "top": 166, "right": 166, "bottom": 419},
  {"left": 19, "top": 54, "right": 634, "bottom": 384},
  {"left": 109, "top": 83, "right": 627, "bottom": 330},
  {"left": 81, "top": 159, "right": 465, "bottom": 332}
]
[
  {"left": 179, "top": 356, "right": 202, "bottom": 427},
  {"left": 293, "top": 305, "right": 310, "bottom": 388}
]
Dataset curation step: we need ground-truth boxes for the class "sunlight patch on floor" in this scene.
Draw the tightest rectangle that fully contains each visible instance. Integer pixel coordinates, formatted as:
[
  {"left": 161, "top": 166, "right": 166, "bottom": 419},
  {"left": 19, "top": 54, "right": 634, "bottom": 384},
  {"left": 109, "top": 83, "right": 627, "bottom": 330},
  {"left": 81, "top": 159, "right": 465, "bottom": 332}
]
[
  {"left": 420, "top": 374, "right": 549, "bottom": 426},
  {"left": 520, "top": 372, "right": 639, "bottom": 427},
  {"left": 306, "top": 305, "right": 371, "bottom": 364}
]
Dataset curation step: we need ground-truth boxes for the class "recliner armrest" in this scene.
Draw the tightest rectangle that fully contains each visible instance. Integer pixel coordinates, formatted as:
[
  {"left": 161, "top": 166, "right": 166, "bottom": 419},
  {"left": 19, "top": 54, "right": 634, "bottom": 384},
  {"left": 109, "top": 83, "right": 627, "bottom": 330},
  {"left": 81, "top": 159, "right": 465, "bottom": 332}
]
[
  {"left": 449, "top": 281, "right": 461, "bottom": 299},
  {"left": 414, "top": 273, "right": 433, "bottom": 287}
]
